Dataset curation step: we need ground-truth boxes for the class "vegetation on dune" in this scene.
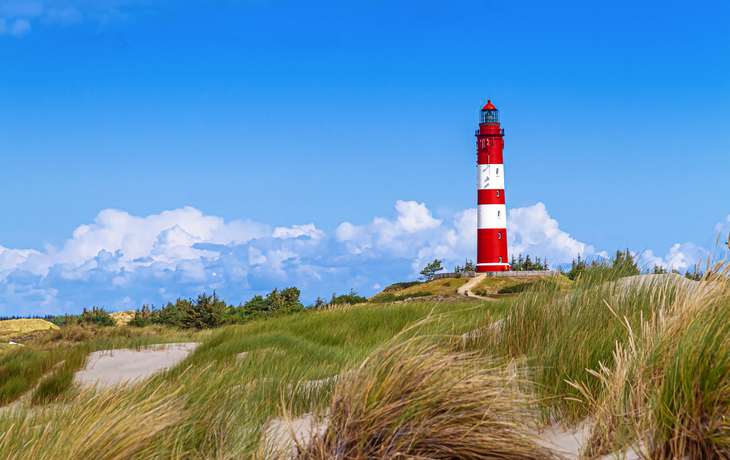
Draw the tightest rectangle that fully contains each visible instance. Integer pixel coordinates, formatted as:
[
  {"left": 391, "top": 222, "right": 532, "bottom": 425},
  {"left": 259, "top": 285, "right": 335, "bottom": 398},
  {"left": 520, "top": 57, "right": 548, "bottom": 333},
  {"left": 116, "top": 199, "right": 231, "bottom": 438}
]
[
  {"left": 485, "top": 246, "right": 730, "bottom": 459},
  {"left": 300, "top": 335, "right": 553, "bottom": 460},
  {"left": 0, "top": 325, "right": 204, "bottom": 406},
  {"left": 328, "top": 289, "right": 368, "bottom": 306},
  {"left": 0, "top": 300, "right": 502, "bottom": 459}
]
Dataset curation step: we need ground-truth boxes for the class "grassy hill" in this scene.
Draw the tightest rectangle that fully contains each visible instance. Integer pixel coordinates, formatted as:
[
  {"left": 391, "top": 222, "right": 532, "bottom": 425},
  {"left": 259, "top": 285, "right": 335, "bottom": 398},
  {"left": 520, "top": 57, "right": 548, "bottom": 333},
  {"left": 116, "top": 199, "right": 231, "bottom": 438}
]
[
  {"left": 369, "top": 277, "right": 472, "bottom": 302},
  {"left": 471, "top": 274, "right": 573, "bottom": 297}
]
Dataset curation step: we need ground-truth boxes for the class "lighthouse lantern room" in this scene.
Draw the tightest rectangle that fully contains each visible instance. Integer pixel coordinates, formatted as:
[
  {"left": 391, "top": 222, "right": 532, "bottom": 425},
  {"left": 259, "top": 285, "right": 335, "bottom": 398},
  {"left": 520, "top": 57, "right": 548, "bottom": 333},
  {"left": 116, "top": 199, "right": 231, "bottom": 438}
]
[{"left": 475, "top": 100, "right": 509, "bottom": 272}]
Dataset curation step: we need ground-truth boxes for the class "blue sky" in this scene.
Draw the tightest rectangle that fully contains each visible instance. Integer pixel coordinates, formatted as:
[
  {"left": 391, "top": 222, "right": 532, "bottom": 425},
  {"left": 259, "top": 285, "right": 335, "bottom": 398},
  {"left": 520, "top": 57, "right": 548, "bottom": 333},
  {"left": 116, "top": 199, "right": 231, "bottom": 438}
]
[{"left": 1, "top": 0, "right": 728, "bottom": 316}]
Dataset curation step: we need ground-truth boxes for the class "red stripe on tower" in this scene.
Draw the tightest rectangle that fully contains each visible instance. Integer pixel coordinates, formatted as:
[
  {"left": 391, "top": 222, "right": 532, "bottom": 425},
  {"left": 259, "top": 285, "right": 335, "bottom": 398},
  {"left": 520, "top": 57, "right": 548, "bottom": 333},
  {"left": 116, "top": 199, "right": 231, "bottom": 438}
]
[{"left": 475, "top": 100, "right": 509, "bottom": 272}]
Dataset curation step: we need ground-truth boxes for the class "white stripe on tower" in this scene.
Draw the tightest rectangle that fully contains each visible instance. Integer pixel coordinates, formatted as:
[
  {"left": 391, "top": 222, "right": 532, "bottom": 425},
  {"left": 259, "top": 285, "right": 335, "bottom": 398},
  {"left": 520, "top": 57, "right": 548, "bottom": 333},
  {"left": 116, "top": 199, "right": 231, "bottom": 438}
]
[
  {"left": 477, "top": 163, "right": 505, "bottom": 190},
  {"left": 477, "top": 204, "right": 507, "bottom": 229}
]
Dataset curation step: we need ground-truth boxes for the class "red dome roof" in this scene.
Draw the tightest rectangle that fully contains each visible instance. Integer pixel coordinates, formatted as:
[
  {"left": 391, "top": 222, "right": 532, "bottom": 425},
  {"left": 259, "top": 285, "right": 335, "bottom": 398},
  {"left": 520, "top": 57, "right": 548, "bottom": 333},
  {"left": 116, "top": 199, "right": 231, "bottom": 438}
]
[{"left": 481, "top": 99, "right": 497, "bottom": 110}]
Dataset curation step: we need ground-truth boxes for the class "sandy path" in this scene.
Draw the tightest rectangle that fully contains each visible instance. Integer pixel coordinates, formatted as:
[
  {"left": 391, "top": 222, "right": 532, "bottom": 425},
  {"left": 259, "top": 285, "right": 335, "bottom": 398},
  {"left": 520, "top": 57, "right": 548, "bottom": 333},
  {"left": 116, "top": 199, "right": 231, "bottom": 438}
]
[
  {"left": 457, "top": 274, "right": 494, "bottom": 300},
  {"left": 74, "top": 342, "right": 199, "bottom": 388}
]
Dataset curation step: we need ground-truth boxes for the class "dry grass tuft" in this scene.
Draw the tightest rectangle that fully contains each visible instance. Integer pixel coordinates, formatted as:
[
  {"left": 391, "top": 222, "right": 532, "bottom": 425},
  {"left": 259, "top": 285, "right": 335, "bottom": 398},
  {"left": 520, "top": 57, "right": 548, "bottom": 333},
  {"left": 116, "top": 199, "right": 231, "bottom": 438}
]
[
  {"left": 297, "top": 335, "right": 555, "bottom": 460},
  {"left": 0, "top": 380, "right": 184, "bottom": 460}
]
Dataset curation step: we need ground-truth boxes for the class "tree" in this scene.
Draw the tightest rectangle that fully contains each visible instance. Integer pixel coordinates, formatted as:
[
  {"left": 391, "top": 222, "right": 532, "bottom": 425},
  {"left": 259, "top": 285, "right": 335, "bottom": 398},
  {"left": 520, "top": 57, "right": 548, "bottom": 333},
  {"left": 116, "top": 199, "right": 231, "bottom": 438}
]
[
  {"left": 314, "top": 297, "right": 327, "bottom": 308},
  {"left": 419, "top": 259, "right": 443, "bottom": 281},
  {"left": 611, "top": 249, "right": 640, "bottom": 276},
  {"left": 464, "top": 259, "right": 476, "bottom": 272},
  {"left": 180, "top": 292, "right": 226, "bottom": 329}
]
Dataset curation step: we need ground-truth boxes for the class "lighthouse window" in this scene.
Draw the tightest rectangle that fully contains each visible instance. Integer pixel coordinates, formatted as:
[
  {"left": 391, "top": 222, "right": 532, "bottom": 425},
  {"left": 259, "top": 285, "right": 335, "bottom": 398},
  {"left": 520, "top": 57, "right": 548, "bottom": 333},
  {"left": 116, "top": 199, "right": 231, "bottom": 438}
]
[
  {"left": 499, "top": 256, "right": 503, "bottom": 263},
  {"left": 497, "top": 210, "right": 501, "bottom": 218},
  {"left": 498, "top": 232, "right": 502, "bottom": 239},
  {"left": 496, "top": 190, "right": 500, "bottom": 197},
  {"left": 496, "top": 168, "right": 500, "bottom": 175}
]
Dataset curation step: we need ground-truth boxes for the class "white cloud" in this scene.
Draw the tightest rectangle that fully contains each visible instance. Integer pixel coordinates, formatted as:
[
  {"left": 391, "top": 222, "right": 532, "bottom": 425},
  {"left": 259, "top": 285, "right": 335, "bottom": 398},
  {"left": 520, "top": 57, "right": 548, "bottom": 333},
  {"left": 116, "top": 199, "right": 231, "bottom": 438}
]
[
  {"left": 0, "top": 203, "right": 724, "bottom": 317},
  {"left": 272, "top": 224, "right": 324, "bottom": 240},
  {"left": 507, "top": 202, "right": 602, "bottom": 264},
  {"left": 634, "top": 213, "right": 730, "bottom": 273}
]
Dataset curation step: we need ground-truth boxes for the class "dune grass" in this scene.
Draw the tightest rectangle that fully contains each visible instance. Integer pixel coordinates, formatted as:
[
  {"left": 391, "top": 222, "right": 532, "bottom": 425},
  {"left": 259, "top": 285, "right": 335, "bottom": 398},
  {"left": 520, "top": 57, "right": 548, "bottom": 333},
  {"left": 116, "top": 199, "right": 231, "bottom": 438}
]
[
  {"left": 490, "top": 257, "right": 730, "bottom": 459},
  {"left": 492, "top": 271, "right": 682, "bottom": 422},
  {"left": 299, "top": 334, "right": 553, "bottom": 460},
  {"left": 1, "top": 299, "right": 505, "bottom": 459}
]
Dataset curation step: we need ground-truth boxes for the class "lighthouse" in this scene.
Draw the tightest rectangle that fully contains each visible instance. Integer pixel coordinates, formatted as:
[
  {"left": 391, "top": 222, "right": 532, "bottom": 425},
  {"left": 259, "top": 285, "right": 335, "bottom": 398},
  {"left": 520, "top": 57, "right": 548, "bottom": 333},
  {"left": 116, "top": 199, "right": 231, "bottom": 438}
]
[{"left": 475, "top": 100, "right": 509, "bottom": 272}]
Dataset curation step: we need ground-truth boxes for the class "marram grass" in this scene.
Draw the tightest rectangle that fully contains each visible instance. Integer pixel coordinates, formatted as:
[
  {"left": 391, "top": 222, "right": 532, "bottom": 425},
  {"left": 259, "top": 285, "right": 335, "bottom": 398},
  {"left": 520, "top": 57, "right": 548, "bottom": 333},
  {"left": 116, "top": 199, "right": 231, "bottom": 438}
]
[{"left": 297, "top": 333, "right": 555, "bottom": 460}]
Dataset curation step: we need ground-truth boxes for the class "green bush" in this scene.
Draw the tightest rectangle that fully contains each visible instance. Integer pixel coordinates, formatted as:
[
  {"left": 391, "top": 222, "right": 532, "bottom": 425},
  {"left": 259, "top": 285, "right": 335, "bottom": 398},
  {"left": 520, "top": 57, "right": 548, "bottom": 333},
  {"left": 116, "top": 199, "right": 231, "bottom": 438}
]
[
  {"left": 77, "top": 307, "right": 115, "bottom": 327},
  {"left": 330, "top": 289, "right": 368, "bottom": 306}
]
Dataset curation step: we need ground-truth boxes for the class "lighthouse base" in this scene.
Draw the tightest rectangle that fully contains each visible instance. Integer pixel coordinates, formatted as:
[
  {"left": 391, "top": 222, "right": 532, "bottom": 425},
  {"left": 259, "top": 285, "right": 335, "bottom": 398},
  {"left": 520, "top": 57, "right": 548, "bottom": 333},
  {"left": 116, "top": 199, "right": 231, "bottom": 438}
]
[{"left": 476, "top": 264, "right": 510, "bottom": 273}]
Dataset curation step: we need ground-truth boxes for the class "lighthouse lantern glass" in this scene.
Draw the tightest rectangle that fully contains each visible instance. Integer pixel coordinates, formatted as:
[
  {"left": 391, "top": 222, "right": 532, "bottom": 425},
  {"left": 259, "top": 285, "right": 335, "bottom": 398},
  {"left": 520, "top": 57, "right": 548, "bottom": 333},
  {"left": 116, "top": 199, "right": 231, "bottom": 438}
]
[{"left": 480, "top": 109, "right": 499, "bottom": 124}]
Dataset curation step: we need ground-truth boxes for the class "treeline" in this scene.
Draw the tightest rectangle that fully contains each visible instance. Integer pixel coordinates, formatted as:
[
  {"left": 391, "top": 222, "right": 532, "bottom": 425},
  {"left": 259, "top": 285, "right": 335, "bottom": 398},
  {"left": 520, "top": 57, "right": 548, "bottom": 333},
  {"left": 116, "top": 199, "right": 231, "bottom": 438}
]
[
  {"left": 129, "top": 287, "right": 305, "bottom": 329},
  {"left": 129, "top": 287, "right": 376, "bottom": 328},
  {"left": 0, "top": 314, "right": 60, "bottom": 323},
  {"left": 510, "top": 254, "right": 550, "bottom": 271},
  {"left": 2, "top": 286, "right": 380, "bottom": 331}
]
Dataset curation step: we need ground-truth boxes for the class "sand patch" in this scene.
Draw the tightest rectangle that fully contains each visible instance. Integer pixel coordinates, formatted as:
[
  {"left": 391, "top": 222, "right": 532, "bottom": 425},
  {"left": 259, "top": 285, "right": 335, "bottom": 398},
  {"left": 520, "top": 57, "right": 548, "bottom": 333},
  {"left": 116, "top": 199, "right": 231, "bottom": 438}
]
[
  {"left": 0, "top": 318, "right": 59, "bottom": 340},
  {"left": 262, "top": 413, "right": 328, "bottom": 459},
  {"left": 74, "top": 342, "right": 199, "bottom": 388},
  {"left": 109, "top": 310, "right": 136, "bottom": 326},
  {"left": 531, "top": 421, "right": 641, "bottom": 460}
]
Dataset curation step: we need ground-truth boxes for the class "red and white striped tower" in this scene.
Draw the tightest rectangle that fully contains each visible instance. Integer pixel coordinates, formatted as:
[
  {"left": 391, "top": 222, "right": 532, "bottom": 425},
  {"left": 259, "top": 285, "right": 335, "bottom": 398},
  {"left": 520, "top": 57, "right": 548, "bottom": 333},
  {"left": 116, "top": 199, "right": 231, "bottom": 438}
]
[{"left": 475, "top": 100, "right": 509, "bottom": 272}]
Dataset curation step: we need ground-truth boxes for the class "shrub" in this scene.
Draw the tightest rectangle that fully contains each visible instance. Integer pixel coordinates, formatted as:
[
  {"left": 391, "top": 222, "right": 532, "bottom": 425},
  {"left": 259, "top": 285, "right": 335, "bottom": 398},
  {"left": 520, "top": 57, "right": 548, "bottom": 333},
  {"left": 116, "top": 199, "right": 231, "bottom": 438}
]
[
  {"left": 330, "top": 289, "right": 368, "bottom": 306},
  {"left": 78, "top": 307, "right": 115, "bottom": 327}
]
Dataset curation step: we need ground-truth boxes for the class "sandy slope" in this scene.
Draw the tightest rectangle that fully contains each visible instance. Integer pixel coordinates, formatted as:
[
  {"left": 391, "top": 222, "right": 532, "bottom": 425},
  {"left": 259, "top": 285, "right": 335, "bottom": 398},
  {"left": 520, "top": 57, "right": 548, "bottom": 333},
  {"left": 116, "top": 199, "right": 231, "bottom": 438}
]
[
  {"left": 0, "top": 318, "right": 59, "bottom": 340},
  {"left": 109, "top": 310, "right": 136, "bottom": 326},
  {"left": 74, "top": 342, "right": 199, "bottom": 388}
]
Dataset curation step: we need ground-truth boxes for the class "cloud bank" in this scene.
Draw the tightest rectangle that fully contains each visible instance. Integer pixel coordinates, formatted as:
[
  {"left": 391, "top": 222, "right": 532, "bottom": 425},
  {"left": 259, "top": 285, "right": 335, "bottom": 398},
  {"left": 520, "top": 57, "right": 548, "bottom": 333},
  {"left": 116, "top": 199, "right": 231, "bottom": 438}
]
[{"left": 0, "top": 201, "right": 723, "bottom": 316}]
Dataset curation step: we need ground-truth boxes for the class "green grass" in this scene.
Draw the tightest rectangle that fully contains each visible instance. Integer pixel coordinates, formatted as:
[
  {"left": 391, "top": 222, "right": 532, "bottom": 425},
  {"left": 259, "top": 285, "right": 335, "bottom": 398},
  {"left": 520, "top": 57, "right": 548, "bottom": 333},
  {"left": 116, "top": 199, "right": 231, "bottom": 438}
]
[
  {"left": 492, "top": 271, "right": 684, "bottom": 422},
  {"left": 0, "top": 324, "right": 205, "bottom": 406}
]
